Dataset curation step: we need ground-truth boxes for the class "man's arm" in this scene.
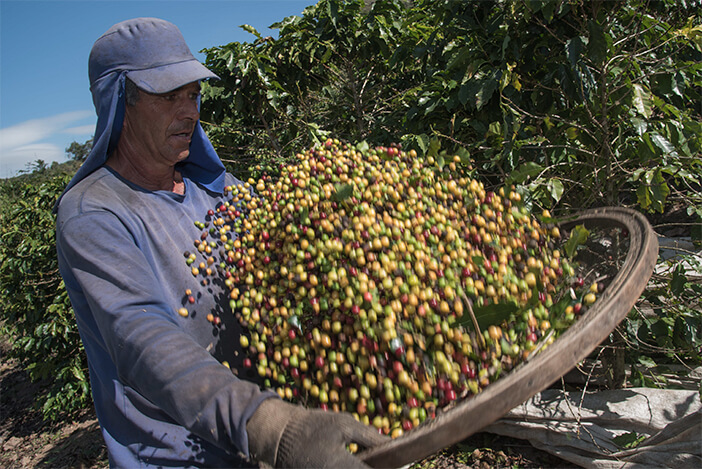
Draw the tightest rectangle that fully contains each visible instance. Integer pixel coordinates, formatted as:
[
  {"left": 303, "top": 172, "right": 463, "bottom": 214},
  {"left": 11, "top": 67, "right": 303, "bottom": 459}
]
[{"left": 57, "top": 209, "right": 275, "bottom": 456}]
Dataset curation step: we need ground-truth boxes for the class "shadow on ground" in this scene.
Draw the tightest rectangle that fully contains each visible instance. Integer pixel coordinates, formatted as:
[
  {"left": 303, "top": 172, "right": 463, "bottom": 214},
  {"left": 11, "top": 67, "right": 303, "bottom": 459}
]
[{"left": 0, "top": 337, "right": 107, "bottom": 468}]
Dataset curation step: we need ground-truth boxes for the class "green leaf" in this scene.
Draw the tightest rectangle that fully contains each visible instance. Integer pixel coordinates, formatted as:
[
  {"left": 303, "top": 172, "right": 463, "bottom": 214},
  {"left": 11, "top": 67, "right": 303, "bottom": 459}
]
[
  {"left": 632, "top": 84, "right": 653, "bottom": 118},
  {"left": 332, "top": 184, "right": 354, "bottom": 202},
  {"left": 636, "top": 133, "right": 658, "bottom": 162},
  {"left": 565, "top": 127, "right": 579, "bottom": 140},
  {"left": 630, "top": 117, "right": 647, "bottom": 136},
  {"left": 355, "top": 141, "right": 370, "bottom": 153},
  {"left": 412, "top": 134, "right": 429, "bottom": 154},
  {"left": 547, "top": 178, "right": 564, "bottom": 202},
  {"left": 326, "top": 0, "right": 339, "bottom": 28},
  {"left": 587, "top": 20, "right": 609, "bottom": 65},
  {"left": 673, "top": 316, "right": 697, "bottom": 350},
  {"left": 651, "top": 319, "right": 673, "bottom": 347},
  {"left": 456, "top": 147, "right": 471, "bottom": 165},
  {"left": 475, "top": 76, "right": 497, "bottom": 110},
  {"left": 427, "top": 138, "right": 441, "bottom": 158},
  {"left": 321, "top": 46, "right": 333, "bottom": 63},
  {"left": 550, "top": 292, "right": 574, "bottom": 319},
  {"left": 649, "top": 132, "right": 678, "bottom": 157},
  {"left": 564, "top": 224, "right": 589, "bottom": 258},
  {"left": 613, "top": 432, "right": 646, "bottom": 449},
  {"left": 474, "top": 302, "right": 519, "bottom": 330},
  {"left": 648, "top": 168, "right": 670, "bottom": 213},
  {"left": 487, "top": 121, "right": 502, "bottom": 137},
  {"left": 225, "top": 50, "right": 237, "bottom": 71},
  {"left": 636, "top": 181, "right": 652, "bottom": 210},
  {"left": 465, "top": 59, "right": 484, "bottom": 80},
  {"left": 507, "top": 162, "right": 543, "bottom": 185},
  {"left": 671, "top": 71, "right": 685, "bottom": 99},
  {"left": 670, "top": 264, "right": 687, "bottom": 296},
  {"left": 300, "top": 207, "right": 310, "bottom": 225},
  {"left": 447, "top": 46, "right": 472, "bottom": 71},
  {"left": 636, "top": 168, "right": 670, "bottom": 213},
  {"left": 637, "top": 355, "right": 657, "bottom": 368},
  {"left": 673, "top": 18, "right": 702, "bottom": 51},
  {"left": 240, "top": 24, "right": 263, "bottom": 40},
  {"left": 565, "top": 36, "right": 585, "bottom": 67},
  {"left": 458, "top": 83, "right": 472, "bottom": 106},
  {"left": 457, "top": 301, "right": 519, "bottom": 330},
  {"left": 541, "top": 1, "right": 555, "bottom": 23}
]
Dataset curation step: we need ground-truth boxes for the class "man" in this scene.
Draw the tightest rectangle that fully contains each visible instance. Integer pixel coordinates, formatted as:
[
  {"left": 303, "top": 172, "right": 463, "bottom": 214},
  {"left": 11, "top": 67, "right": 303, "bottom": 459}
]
[{"left": 56, "top": 17, "right": 386, "bottom": 468}]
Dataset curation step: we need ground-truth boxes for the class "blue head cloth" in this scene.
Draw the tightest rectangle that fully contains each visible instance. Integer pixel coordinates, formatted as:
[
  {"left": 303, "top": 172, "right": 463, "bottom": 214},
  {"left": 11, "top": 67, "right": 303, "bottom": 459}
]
[{"left": 56, "top": 18, "right": 224, "bottom": 209}]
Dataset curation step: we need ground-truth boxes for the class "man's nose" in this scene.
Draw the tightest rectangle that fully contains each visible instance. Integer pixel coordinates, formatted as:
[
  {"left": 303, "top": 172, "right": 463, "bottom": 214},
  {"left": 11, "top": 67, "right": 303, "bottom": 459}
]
[{"left": 178, "top": 96, "right": 200, "bottom": 121}]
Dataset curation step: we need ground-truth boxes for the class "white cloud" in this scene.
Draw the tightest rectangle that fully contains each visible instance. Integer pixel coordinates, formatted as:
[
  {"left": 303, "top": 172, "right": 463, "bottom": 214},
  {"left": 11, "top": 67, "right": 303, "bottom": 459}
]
[
  {"left": 62, "top": 125, "right": 95, "bottom": 136},
  {"left": 0, "top": 111, "right": 93, "bottom": 151},
  {"left": 0, "top": 111, "right": 94, "bottom": 177},
  {"left": 0, "top": 143, "right": 64, "bottom": 173}
]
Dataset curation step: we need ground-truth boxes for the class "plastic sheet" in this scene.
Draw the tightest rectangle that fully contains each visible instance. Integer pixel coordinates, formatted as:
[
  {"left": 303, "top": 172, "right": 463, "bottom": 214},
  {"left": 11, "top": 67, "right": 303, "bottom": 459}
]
[{"left": 484, "top": 387, "right": 701, "bottom": 468}]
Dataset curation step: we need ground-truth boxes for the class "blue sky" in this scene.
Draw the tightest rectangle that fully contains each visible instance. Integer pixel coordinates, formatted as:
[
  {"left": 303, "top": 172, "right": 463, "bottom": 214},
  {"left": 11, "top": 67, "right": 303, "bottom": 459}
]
[{"left": 0, "top": 0, "right": 316, "bottom": 178}]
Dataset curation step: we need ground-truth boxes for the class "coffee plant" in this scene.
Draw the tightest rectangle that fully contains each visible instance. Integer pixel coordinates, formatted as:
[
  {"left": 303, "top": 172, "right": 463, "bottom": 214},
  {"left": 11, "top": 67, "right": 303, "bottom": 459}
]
[
  {"left": 0, "top": 175, "right": 91, "bottom": 421},
  {"left": 201, "top": 0, "right": 701, "bottom": 217}
]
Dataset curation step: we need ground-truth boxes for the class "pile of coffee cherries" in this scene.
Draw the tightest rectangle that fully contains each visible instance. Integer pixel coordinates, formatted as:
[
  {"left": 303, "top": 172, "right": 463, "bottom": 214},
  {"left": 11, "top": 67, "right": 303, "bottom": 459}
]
[{"left": 184, "top": 139, "right": 597, "bottom": 437}]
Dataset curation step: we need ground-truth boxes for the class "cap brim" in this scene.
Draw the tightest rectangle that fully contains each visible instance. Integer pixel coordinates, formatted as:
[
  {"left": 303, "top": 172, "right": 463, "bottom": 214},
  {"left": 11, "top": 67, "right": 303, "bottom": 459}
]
[{"left": 126, "top": 59, "right": 219, "bottom": 94}]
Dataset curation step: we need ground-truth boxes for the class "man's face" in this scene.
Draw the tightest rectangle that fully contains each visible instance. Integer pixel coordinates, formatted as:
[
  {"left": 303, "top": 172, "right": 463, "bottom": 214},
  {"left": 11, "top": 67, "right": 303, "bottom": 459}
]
[{"left": 122, "top": 81, "right": 201, "bottom": 166}]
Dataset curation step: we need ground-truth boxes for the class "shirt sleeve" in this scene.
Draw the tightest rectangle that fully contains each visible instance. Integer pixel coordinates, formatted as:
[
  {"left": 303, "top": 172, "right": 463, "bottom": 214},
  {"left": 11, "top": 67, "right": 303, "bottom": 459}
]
[{"left": 56, "top": 208, "right": 276, "bottom": 457}]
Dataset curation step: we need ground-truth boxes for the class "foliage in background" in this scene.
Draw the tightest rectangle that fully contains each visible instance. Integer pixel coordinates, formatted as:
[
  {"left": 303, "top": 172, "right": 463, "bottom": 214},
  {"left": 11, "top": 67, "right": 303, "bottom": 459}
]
[
  {"left": 0, "top": 175, "right": 91, "bottom": 421},
  {"left": 66, "top": 138, "right": 94, "bottom": 162},
  {"left": 200, "top": 0, "right": 419, "bottom": 178},
  {"left": 201, "top": 0, "right": 701, "bottom": 217},
  {"left": 627, "top": 254, "right": 702, "bottom": 391},
  {"left": 400, "top": 0, "right": 701, "bottom": 214}
]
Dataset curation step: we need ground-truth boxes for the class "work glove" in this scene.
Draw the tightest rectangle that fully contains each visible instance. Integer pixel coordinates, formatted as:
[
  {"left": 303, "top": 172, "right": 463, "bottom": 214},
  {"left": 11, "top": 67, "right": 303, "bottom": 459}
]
[{"left": 247, "top": 397, "right": 389, "bottom": 468}]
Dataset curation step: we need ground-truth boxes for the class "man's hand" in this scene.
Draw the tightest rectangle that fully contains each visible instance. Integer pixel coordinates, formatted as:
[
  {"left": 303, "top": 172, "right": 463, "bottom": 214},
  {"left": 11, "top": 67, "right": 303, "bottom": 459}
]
[{"left": 247, "top": 398, "right": 389, "bottom": 468}]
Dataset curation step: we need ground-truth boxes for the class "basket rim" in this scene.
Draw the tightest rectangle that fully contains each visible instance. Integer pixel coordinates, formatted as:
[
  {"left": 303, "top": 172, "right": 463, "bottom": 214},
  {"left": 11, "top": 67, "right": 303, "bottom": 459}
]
[{"left": 360, "top": 207, "right": 659, "bottom": 468}]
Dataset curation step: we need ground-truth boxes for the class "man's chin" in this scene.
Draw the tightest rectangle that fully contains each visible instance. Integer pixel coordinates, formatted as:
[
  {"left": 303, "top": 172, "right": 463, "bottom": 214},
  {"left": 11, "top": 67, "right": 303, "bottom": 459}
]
[{"left": 177, "top": 150, "right": 191, "bottom": 162}]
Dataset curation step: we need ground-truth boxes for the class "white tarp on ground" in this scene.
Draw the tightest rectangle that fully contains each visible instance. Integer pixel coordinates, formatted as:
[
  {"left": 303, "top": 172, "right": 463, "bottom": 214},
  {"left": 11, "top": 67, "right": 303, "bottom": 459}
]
[{"left": 484, "top": 387, "right": 702, "bottom": 468}]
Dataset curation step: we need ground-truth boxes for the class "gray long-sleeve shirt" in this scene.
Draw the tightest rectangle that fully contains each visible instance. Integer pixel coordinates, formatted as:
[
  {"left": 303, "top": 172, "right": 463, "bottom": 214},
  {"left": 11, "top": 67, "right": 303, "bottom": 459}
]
[{"left": 56, "top": 166, "right": 275, "bottom": 468}]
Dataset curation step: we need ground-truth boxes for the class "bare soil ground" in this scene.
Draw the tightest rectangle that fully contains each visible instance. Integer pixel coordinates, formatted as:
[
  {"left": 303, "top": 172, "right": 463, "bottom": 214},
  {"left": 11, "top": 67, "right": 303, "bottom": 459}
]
[
  {"left": 0, "top": 385, "right": 104, "bottom": 467},
  {"left": 0, "top": 337, "right": 107, "bottom": 469},
  {"left": 1, "top": 332, "right": 574, "bottom": 469}
]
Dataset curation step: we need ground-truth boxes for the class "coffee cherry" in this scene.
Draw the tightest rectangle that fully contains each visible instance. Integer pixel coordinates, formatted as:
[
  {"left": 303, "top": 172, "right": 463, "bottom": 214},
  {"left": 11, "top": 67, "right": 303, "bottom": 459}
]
[{"left": 186, "top": 139, "right": 596, "bottom": 437}]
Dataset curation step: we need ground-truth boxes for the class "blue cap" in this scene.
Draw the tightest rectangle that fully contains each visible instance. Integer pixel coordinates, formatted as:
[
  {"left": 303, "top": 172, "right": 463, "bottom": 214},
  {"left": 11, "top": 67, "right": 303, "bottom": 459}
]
[{"left": 90, "top": 17, "right": 219, "bottom": 93}]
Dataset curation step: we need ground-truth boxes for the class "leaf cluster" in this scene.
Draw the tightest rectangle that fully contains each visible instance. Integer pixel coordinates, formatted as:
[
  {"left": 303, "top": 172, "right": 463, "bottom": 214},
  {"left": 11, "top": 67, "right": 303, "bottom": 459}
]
[
  {"left": 626, "top": 255, "right": 702, "bottom": 391},
  {"left": 0, "top": 175, "right": 91, "bottom": 421},
  {"left": 201, "top": 0, "right": 701, "bottom": 219}
]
